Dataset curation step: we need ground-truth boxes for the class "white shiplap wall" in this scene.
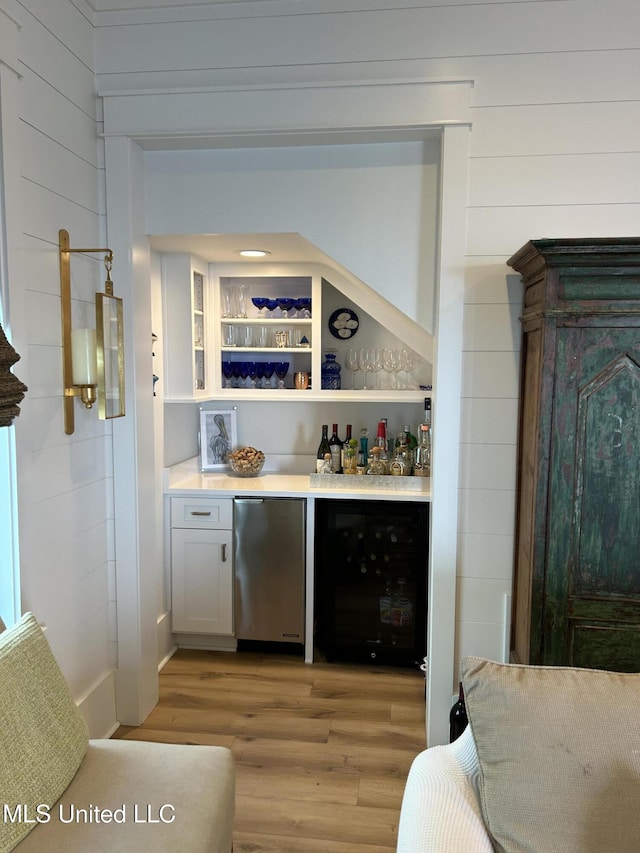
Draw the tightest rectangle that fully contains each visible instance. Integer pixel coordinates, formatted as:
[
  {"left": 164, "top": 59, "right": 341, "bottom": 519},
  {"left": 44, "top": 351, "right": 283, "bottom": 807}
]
[
  {"left": 3, "top": 0, "right": 117, "bottom": 736},
  {"left": 93, "top": 0, "right": 640, "bottom": 692}
]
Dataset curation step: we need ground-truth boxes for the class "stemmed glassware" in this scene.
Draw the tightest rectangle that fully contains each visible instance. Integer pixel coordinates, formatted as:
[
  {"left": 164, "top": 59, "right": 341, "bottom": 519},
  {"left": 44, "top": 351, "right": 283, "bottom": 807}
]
[
  {"left": 370, "top": 348, "right": 383, "bottom": 389},
  {"left": 247, "top": 361, "right": 258, "bottom": 388},
  {"left": 277, "top": 297, "right": 294, "bottom": 318},
  {"left": 251, "top": 297, "right": 269, "bottom": 316},
  {"left": 255, "top": 363, "right": 265, "bottom": 388},
  {"left": 275, "top": 361, "right": 289, "bottom": 389},
  {"left": 222, "top": 360, "right": 234, "bottom": 388},
  {"left": 358, "top": 348, "right": 374, "bottom": 390},
  {"left": 266, "top": 299, "right": 278, "bottom": 317},
  {"left": 382, "top": 348, "right": 398, "bottom": 389},
  {"left": 294, "top": 297, "right": 312, "bottom": 318},
  {"left": 238, "top": 361, "right": 250, "bottom": 389},
  {"left": 263, "top": 361, "right": 275, "bottom": 389},
  {"left": 346, "top": 348, "right": 359, "bottom": 389}
]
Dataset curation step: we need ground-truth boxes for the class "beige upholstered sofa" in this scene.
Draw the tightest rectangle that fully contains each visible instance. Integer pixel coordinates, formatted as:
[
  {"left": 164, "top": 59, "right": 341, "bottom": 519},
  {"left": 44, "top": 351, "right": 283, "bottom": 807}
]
[
  {"left": 397, "top": 657, "right": 640, "bottom": 853},
  {"left": 0, "top": 613, "right": 235, "bottom": 853}
]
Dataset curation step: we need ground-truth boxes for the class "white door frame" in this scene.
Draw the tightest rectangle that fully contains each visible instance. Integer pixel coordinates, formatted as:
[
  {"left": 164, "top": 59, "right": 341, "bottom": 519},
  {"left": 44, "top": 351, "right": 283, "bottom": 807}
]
[{"left": 101, "top": 78, "right": 471, "bottom": 745}]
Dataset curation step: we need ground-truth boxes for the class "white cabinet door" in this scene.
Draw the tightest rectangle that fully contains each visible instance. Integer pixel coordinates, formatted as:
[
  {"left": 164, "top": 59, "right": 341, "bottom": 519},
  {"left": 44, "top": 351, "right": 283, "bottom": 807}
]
[{"left": 171, "top": 528, "right": 233, "bottom": 635}]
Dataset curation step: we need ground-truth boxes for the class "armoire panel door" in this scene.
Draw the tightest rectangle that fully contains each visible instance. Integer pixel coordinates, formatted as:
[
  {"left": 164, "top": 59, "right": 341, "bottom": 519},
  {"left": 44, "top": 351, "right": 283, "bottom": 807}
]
[{"left": 544, "top": 323, "right": 640, "bottom": 669}]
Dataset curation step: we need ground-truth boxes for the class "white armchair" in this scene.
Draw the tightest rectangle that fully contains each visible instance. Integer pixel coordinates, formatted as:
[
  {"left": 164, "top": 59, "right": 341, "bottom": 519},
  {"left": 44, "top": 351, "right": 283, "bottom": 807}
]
[{"left": 396, "top": 725, "right": 493, "bottom": 852}]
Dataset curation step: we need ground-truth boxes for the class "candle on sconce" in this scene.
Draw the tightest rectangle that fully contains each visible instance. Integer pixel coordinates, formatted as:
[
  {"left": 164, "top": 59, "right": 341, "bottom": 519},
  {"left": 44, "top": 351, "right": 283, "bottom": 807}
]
[{"left": 71, "top": 328, "right": 97, "bottom": 386}]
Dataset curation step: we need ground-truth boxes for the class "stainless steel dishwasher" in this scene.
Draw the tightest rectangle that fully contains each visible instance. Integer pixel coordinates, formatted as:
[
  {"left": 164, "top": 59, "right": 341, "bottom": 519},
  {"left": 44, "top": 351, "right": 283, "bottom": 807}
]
[{"left": 233, "top": 497, "right": 305, "bottom": 644}]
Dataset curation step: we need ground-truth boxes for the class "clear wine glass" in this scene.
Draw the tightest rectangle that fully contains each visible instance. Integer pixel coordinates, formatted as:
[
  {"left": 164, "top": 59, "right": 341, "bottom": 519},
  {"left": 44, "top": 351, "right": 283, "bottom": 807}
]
[
  {"left": 263, "top": 361, "right": 275, "bottom": 389},
  {"left": 402, "top": 350, "right": 415, "bottom": 389},
  {"left": 277, "top": 297, "right": 294, "bottom": 318},
  {"left": 382, "top": 348, "right": 398, "bottom": 389},
  {"left": 370, "top": 348, "right": 383, "bottom": 390},
  {"left": 346, "top": 348, "right": 359, "bottom": 390},
  {"left": 275, "top": 361, "right": 289, "bottom": 389},
  {"left": 397, "top": 349, "right": 411, "bottom": 390},
  {"left": 357, "top": 347, "right": 373, "bottom": 390},
  {"left": 222, "top": 360, "right": 234, "bottom": 388}
]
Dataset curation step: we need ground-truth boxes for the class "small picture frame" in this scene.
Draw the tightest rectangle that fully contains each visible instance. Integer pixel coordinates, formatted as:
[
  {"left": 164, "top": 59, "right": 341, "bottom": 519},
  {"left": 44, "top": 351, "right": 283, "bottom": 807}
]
[{"left": 199, "top": 408, "right": 237, "bottom": 472}]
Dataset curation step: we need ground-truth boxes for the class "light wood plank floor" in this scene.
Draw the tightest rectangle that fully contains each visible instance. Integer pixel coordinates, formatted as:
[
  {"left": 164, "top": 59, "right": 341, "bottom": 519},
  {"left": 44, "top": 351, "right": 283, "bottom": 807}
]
[{"left": 115, "top": 648, "right": 426, "bottom": 852}]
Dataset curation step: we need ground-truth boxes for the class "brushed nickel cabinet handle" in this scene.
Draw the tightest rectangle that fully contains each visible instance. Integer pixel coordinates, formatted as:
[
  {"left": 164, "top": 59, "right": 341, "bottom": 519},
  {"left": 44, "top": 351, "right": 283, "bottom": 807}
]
[
  {"left": 190, "top": 510, "right": 212, "bottom": 516},
  {"left": 221, "top": 543, "right": 227, "bottom": 562}
]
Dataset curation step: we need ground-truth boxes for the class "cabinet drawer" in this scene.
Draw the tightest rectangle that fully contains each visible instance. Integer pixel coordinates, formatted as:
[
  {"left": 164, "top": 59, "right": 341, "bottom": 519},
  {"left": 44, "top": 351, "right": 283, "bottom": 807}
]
[{"left": 171, "top": 497, "right": 232, "bottom": 529}]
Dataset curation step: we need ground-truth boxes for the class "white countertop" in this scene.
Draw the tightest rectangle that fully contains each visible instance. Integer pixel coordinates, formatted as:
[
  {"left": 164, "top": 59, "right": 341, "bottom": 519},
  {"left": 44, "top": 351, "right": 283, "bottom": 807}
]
[{"left": 165, "top": 458, "right": 431, "bottom": 502}]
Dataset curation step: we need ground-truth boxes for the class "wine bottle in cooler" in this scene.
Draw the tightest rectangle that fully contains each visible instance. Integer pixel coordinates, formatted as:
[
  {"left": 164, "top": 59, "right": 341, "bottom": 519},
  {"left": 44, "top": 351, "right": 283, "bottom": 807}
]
[
  {"left": 316, "top": 424, "right": 331, "bottom": 473},
  {"left": 329, "top": 423, "right": 343, "bottom": 473}
]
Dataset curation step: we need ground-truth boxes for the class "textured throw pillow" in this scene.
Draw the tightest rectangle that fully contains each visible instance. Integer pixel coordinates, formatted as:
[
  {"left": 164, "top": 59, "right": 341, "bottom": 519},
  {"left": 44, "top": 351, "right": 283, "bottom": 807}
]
[
  {"left": 0, "top": 612, "right": 88, "bottom": 852},
  {"left": 461, "top": 656, "right": 640, "bottom": 853}
]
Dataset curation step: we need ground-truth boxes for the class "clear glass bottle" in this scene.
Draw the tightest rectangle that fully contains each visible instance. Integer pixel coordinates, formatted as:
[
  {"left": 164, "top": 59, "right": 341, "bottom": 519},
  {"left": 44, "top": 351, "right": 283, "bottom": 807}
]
[
  {"left": 370, "top": 421, "right": 389, "bottom": 473},
  {"left": 366, "top": 446, "right": 387, "bottom": 475},
  {"left": 390, "top": 430, "right": 412, "bottom": 475},
  {"left": 391, "top": 578, "right": 413, "bottom": 628},
  {"left": 413, "top": 422, "right": 431, "bottom": 477},
  {"left": 321, "top": 351, "right": 342, "bottom": 389},
  {"left": 318, "top": 452, "right": 333, "bottom": 474},
  {"left": 329, "top": 423, "right": 343, "bottom": 473},
  {"left": 316, "top": 424, "right": 331, "bottom": 473},
  {"left": 379, "top": 578, "right": 393, "bottom": 624}
]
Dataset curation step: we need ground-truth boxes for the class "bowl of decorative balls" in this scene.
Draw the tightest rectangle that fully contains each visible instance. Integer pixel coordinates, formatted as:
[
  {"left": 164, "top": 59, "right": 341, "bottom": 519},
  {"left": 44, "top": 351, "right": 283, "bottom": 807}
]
[{"left": 228, "top": 446, "right": 266, "bottom": 477}]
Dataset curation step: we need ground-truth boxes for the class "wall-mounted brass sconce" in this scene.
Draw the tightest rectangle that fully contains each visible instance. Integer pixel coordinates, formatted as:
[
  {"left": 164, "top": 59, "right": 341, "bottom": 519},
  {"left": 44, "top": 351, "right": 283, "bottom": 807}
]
[{"left": 59, "top": 229, "right": 125, "bottom": 435}]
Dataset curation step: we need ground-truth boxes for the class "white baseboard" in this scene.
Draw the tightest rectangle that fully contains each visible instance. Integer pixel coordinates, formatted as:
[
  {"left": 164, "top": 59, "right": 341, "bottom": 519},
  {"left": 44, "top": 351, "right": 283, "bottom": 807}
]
[{"left": 76, "top": 669, "right": 118, "bottom": 739}]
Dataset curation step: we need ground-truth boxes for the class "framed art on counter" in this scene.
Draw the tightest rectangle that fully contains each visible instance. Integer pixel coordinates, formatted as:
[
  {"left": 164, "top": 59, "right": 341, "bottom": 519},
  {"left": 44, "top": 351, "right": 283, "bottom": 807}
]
[{"left": 199, "top": 408, "right": 237, "bottom": 472}]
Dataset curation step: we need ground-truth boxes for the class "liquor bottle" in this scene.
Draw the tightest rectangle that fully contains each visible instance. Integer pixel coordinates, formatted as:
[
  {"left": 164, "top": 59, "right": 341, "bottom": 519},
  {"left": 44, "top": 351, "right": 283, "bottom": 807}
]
[
  {"left": 379, "top": 578, "right": 393, "bottom": 624},
  {"left": 329, "top": 423, "right": 343, "bottom": 473},
  {"left": 316, "top": 424, "right": 331, "bottom": 473},
  {"left": 373, "top": 421, "right": 389, "bottom": 473},
  {"left": 318, "top": 453, "right": 333, "bottom": 474},
  {"left": 341, "top": 424, "right": 353, "bottom": 472},
  {"left": 413, "top": 421, "right": 431, "bottom": 477},
  {"left": 424, "top": 396, "right": 432, "bottom": 427},
  {"left": 449, "top": 682, "right": 468, "bottom": 742},
  {"left": 390, "top": 431, "right": 411, "bottom": 475},
  {"left": 391, "top": 578, "right": 413, "bottom": 628}
]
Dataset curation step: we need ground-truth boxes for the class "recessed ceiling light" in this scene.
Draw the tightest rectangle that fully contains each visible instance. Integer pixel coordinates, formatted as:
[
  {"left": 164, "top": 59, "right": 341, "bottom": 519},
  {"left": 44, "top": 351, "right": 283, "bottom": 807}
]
[{"left": 239, "top": 249, "right": 270, "bottom": 258}]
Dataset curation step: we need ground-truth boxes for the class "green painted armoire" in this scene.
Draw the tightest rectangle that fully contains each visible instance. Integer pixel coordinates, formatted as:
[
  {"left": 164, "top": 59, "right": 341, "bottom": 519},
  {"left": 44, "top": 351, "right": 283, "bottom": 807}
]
[{"left": 508, "top": 238, "right": 640, "bottom": 671}]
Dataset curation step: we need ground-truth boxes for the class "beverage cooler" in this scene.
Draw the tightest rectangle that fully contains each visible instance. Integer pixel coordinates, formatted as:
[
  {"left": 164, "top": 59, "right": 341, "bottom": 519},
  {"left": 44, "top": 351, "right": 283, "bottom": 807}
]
[{"left": 314, "top": 499, "right": 429, "bottom": 668}]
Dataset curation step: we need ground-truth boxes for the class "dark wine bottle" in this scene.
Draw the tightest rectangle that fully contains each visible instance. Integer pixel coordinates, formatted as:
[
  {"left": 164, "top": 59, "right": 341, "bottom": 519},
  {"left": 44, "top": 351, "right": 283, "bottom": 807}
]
[
  {"left": 316, "top": 424, "right": 331, "bottom": 473},
  {"left": 449, "top": 682, "right": 468, "bottom": 742},
  {"left": 329, "top": 423, "right": 343, "bottom": 473}
]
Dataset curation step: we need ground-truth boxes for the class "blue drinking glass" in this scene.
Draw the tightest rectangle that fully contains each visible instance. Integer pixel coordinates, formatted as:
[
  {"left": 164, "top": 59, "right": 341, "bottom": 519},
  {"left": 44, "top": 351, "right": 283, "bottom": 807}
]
[
  {"left": 275, "top": 361, "right": 289, "bottom": 389},
  {"left": 251, "top": 297, "right": 269, "bottom": 316},
  {"left": 255, "top": 362, "right": 266, "bottom": 389},
  {"left": 266, "top": 299, "right": 278, "bottom": 317},
  {"left": 222, "top": 360, "right": 234, "bottom": 388},
  {"left": 294, "top": 297, "right": 312, "bottom": 318},
  {"left": 277, "top": 297, "right": 294, "bottom": 318},
  {"left": 263, "top": 361, "right": 275, "bottom": 389},
  {"left": 247, "top": 361, "right": 258, "bottom": 388}
]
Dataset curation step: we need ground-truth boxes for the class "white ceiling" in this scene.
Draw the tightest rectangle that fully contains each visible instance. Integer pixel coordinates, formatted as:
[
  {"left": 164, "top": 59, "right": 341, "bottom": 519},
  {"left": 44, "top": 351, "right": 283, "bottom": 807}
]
[
  {"left": 149, "top": 232, "right": 338, "bottom": 265},
  {"left": 89, "top": 0, "right": 279, "bottom": 9}
]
